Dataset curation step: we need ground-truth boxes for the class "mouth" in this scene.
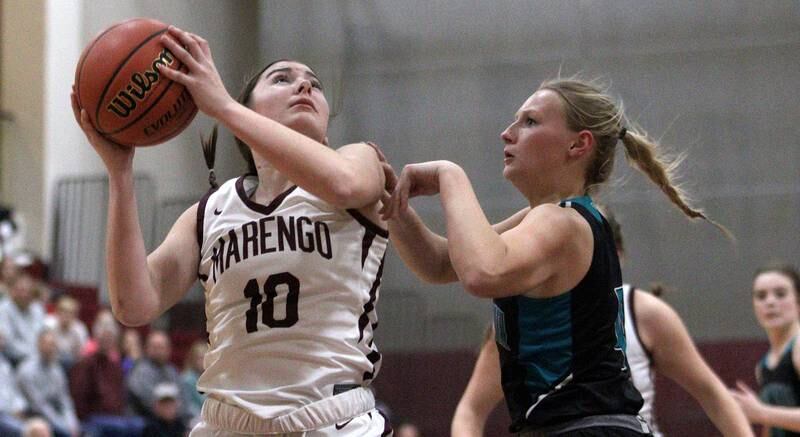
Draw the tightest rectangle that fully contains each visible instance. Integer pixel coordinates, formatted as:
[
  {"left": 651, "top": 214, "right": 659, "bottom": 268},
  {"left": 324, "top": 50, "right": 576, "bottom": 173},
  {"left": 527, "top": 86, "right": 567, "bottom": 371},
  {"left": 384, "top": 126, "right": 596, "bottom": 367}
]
[
  {"left": 290, "top": 98, "right": 316, "bottom": 112},
  {"left": 503, "top": 150, "right": 514, "bottom": 161}
]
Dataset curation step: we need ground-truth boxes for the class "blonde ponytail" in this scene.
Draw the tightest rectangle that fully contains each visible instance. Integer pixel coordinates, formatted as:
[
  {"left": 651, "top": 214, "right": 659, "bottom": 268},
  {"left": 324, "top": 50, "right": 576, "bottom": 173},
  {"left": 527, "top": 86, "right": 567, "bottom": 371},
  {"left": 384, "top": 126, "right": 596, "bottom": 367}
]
[{"left": 540, "top": 76, "right": 731, "bottom": 239}]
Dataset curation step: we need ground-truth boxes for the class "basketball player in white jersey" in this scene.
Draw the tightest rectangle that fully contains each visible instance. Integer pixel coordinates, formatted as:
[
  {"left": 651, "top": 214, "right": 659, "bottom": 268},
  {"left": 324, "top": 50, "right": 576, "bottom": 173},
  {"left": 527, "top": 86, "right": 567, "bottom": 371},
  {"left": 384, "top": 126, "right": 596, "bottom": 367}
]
[
  {"left": 71, "top": 26, "right": 391, "bottom": 436},
  {"left": 449, "top": 211, "right": 752, "bottom": 437}
]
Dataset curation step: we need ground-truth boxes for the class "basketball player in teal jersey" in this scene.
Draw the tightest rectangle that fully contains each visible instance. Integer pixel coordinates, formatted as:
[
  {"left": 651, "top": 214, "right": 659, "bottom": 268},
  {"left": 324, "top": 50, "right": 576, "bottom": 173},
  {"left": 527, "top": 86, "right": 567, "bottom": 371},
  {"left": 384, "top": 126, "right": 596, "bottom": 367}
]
[
  {"left": 449, "top": 211, "right": 752, "bottom": 437},
  {"left": 72, "top": 27, "right": 393, "bottom": 436},
  {"left": 380, "top": 77, "right": 728, "bottom": 435},
  {"left": 732, "top": 263, "right": 800, "bottom": 436}
]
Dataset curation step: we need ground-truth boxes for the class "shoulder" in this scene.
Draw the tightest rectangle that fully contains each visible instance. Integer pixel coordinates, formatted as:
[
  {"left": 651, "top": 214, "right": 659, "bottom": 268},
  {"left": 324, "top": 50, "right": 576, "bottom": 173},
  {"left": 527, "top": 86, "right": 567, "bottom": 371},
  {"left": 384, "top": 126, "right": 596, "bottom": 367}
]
[
  {"left": 523, "top": 203, "right": 590, "bottom": 235},
  {"left": 634, "top": 289, "right": 685, "bottom": 348},
  {"left": 519, "top": 203, "right": 593, "bottom": 255},
  {"left": 791, "top": 335, "right": 800, "bottom": 374}
]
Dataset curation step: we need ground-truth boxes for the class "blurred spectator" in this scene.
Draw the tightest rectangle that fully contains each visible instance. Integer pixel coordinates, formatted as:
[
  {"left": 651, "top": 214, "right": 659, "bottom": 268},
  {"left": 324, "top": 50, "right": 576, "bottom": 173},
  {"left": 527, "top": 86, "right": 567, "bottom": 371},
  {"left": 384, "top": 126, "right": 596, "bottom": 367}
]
[
  {"left": 69, "top": 312, "right": 143, "bottom": 437},
  {"left": 180, "top": 340, "right": 207, "bottom": 423},
  {"left": 79, "top": 309, "right": 114, "bottom": 357},
  {"left": 0, "top": 273, "right": 45, "bottom": 365},
  {"left": 121, "top": 328, "right": 143, "bottom": 375},
  {"left": 141, "top": 383, "right": 186, "bottom": 437},
  {"left": 0, "top": 256, "right": 20, "bottom": 298},
  {"left": 0, "top": 204, "right": 26, "bottom": 266},
  {"left": 16, "top": 329, "right": 79, "bottom": 437},
  {"left": 0, "top": 331, "right": 27, "bottom": 436},
  {"left": 127, "top": 330, "right": 187, "bottom": 422},
  {"left": 22, "top": 418, "right": 51, "bottom": 437},
  {"left": 44, "top": 296, "right": 88, "bottom": 371},
  {"left": 395, "top": 421, "right": 422, "bottom": 437}
]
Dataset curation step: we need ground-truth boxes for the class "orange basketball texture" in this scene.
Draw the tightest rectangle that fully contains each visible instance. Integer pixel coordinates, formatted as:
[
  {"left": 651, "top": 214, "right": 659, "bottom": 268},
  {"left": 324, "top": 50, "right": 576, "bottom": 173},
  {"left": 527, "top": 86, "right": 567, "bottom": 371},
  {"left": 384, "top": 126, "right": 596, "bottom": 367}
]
[{"left": 74, "top": 18, "right": 197, "bottom": 146}]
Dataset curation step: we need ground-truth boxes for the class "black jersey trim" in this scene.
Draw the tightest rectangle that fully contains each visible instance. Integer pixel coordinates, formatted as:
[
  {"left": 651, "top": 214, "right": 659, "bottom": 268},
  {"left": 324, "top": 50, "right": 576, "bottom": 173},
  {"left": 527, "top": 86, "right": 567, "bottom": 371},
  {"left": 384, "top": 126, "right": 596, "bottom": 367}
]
[
  {"left": 627, "top": 286, "right": 654, "bottom": 362},
  {"left": 196, "top": 184, "right": 219, "bottom": 261},
  {"left": 235, "top": 174, "right": 298, "bottom": 216},
  {"left": 346, "top": 209, "right": 389, "bottom": 238}
]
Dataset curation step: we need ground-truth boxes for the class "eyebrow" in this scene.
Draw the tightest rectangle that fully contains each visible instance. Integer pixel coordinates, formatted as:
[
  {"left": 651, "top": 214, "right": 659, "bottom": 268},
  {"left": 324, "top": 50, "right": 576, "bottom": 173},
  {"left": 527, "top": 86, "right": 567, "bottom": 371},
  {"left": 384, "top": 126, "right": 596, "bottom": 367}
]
[
  {"left": 265, "top": 67, "right": 320, "bottom": 81},
  {"left": 514, "top": 108, "right": 539, "bottom": 119}
]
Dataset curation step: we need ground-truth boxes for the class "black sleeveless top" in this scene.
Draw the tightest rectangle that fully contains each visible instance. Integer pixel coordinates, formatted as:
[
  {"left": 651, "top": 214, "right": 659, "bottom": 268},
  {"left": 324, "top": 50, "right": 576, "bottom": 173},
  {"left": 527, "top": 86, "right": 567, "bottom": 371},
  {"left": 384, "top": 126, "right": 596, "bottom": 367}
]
[
  {"left": 759, "top": 337, "right": 800, "bottom": 437},
  {"left": 492, "top": 196, "right": 643, "bottom": 432}
]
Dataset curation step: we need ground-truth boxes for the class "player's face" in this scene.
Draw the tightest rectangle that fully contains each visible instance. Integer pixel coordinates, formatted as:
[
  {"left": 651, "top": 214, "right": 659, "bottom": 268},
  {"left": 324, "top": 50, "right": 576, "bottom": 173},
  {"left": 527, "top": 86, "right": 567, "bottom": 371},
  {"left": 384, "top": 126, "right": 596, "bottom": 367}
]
[
  {"left": 249, "top": 61, "right": 330, "bottom": 144},
  {"left": 500, "top": 89, "right": 576, "bottom": 185},
  {"left": 752, "top": 271, "right": 799, "bottom": 331}
]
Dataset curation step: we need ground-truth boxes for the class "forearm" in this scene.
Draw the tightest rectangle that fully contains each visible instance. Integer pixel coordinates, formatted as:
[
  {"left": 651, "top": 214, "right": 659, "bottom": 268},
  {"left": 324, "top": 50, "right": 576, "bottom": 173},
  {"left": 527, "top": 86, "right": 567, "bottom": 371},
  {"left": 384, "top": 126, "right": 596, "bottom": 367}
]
[
  {"left": 752, "top": 404, "right": 800, "bottom": 432},
  {"left": 451, "top": 405, "right": 489, "bottom": 437},
  {"left": 218, "top": 103, "right": 379, "bottom": 207},
  {"left": 105, "top": 172, "right": 160, "bottom": 326},
  {"left": 388, "top": 207, "right": 457, "bottom": 284},
  {"left": 438, "top": 166, "right": 506, "bottom": 292},
  {"left": 695, "top": 381, "right": 755, "bottom": 436}
]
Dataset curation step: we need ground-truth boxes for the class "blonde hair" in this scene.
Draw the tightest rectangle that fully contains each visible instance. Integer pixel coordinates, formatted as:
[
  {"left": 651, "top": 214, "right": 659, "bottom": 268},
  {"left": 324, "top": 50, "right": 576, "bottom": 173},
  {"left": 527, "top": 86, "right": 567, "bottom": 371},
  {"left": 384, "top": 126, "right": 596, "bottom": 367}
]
[{"left": 539, "top": 76, "right": 730, "bottom": 237}]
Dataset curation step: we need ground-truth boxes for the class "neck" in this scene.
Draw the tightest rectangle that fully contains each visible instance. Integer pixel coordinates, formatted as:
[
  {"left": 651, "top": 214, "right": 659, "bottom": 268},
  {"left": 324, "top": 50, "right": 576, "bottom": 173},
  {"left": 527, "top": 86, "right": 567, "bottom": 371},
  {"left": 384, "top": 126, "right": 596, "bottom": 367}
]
[
  {"left": 521, "top": 180, "right": 586, "bottom": 208},
  {"left": 511, "top": 165, "right": 587, "bottom": 208},
  {"left": 252, "top": 159, "right": 292, "bottom": 205},
  {"left": 767, "top": 322, "right": 800, "bottom": 352}
]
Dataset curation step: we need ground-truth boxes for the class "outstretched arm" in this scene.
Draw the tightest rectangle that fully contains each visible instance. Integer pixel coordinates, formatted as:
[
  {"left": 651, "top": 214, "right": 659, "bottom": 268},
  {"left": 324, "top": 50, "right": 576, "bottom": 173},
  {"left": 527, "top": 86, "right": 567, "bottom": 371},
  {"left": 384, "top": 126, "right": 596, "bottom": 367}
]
[
  {"left": 730, "top": 341, "right": 800, "bottom": 433},
  {"left": 71, "top": 91, "right": 198, "bottom": 327},
  {"left": 636, "top": 290, "right": 754, "bottom": 437},
  {"left": 383, "top": 161, "right": 590, "bottom": 298},
  {"left": 159, "top": 27, "right": 384, "bottom": 210},
  {"left": 451, "top": 329, "right": 505, "bottom": 437}
]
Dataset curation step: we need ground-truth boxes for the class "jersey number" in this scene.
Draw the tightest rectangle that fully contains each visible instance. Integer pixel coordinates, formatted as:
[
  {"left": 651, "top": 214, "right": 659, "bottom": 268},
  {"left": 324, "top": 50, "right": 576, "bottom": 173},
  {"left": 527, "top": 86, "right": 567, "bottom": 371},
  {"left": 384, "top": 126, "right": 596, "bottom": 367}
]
[{"left": 243, "top": 272, "right": 300, "bottom": 332}]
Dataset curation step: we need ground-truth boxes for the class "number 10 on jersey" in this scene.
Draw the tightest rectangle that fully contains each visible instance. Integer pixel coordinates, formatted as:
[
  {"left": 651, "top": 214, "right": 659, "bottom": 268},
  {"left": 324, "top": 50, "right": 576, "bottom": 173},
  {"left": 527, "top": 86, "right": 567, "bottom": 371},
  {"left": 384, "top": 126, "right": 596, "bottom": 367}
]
[{"left": 243, "top": 272, "right": 300, "bottom": 332}]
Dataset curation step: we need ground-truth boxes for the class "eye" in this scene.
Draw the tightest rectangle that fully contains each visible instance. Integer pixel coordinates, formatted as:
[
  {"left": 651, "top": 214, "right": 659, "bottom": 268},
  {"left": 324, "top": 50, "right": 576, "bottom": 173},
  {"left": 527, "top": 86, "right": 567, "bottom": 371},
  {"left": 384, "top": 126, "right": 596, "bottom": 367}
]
[
  {"left": 525, "top": 117, "right": 537, "bottom": 126},
  {"left": 754, "top": 290, "right": 767, "bottom": 301},
  {"left": 272, "top": 74, "right": 289, "bottom": 84},
  {"left": 311, "top": 79, "right": 323, "bottom": 90}
]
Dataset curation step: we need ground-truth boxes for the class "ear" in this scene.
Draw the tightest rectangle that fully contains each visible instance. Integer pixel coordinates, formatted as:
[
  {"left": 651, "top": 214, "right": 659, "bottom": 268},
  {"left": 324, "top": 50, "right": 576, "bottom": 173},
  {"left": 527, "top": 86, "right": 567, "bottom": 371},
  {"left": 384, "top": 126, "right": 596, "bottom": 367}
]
[{"left": 568, "top": 130, "right": 594, "bottom": 159}]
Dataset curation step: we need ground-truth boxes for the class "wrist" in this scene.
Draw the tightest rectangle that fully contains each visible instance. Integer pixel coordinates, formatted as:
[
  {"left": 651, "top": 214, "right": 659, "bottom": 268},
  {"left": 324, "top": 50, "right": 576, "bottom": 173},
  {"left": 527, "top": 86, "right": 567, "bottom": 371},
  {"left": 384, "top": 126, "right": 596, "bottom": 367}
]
[{"left": 213, "top": 96, "right": 242, "bottom": 124}]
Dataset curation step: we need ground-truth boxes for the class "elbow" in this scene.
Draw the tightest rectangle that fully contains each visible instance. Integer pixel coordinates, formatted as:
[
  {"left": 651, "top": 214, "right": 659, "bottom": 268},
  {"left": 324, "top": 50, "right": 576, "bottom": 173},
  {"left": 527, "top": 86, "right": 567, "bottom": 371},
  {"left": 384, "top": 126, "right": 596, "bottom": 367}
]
[
  {"left": 109, "top": 295, "right": 156, "bottom": 327},
  {"left": 461, "top": 269, "right": 499, "bottom": 298},
  {"left": 325, "top": 171, "right": 380, "bottom": 209},
  {"left": 112, "top": 306, "right": 151, "bottom": 327}
]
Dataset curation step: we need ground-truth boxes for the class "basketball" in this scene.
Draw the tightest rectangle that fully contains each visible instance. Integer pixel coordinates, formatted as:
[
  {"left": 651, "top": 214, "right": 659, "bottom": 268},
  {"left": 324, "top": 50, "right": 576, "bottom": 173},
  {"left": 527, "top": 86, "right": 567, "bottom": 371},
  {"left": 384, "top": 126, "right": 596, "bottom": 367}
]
[{"left": 74, "top": 18, "right": 197, "bottom": 147}]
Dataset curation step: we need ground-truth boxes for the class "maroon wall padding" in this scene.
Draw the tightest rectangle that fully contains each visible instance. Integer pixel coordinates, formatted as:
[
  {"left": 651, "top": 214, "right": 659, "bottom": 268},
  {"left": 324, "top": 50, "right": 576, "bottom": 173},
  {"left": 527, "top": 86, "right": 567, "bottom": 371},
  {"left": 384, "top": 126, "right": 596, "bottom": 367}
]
[{"left": 375, "top": 340, "right": 768, "bottom": 436}]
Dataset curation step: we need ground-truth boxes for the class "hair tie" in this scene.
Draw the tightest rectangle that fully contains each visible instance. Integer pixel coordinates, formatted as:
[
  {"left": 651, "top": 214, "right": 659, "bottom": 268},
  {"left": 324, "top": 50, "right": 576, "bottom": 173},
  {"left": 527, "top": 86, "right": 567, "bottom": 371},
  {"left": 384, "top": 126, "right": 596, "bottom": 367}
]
[
  {"left": 208, "top": 169, "right": 217, "bottom": 189},
  {"left": 618, "top": 128, "right": 627, "bottom": 140}
]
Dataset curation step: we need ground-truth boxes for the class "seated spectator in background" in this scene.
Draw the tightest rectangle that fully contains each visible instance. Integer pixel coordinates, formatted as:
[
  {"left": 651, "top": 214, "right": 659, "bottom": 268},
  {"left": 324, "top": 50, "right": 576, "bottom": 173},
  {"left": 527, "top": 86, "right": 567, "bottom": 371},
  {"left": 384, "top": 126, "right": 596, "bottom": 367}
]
[
  {"left": 44, "top": 296, "right": 88, "bottom": 371},
  {"left": 22, "top": 418, "right": 51, "bottom": 437},
  {"left": 121, "top": 328, "right": 142, "bottom": 376},
  {"left": 127, "top": 330, "right": 187, "bottom": 423},
  {"left": 0, "top": 256, "right": 20, "bottom": 298},
  {"left": 0, "top": 273, "right": 45, "bottom": 366},
  {"left": 16, "top": 329, "right": 79, "bottom": 437},
  {"left": 0, "top": 331, "right": 28, "bottom": 437},
  {"left": 141, "top": 383, "right": 186, "bottom": 437},
  {"left": 79, "top": 309, "right": 113, "bottom": 357},
  {"left": 180, "top": 340, "right": 206, "bottom": 424},
  {"left": 69, "top": 312, "right": 143, "bottom": 437}
]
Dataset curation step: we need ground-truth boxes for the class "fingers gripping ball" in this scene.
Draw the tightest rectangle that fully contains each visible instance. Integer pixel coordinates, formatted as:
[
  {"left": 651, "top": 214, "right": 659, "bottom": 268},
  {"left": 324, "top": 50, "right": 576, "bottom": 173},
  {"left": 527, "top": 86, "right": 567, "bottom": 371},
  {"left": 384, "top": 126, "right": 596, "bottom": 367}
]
[{"left": 74, "top": 18, "right": 197, "bottom": 146}]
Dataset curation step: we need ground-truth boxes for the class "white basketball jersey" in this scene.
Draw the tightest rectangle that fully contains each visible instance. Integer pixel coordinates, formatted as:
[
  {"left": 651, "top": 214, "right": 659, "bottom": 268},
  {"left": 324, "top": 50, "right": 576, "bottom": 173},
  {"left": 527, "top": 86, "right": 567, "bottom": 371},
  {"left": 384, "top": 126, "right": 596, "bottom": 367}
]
[
  {"left": 623, "top": 284, "right": 662, "bottom": 437},
  {"left": 196, "top": 175, "right": 388, "bottom": 419}
]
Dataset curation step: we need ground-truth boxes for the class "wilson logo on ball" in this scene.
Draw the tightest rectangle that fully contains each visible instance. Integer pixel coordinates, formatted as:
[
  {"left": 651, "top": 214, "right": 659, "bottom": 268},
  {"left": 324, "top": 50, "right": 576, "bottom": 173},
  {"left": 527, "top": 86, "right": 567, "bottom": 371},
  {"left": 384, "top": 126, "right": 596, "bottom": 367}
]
[{"left": 106, "top": 48, "right": 176, "bottom": 118}]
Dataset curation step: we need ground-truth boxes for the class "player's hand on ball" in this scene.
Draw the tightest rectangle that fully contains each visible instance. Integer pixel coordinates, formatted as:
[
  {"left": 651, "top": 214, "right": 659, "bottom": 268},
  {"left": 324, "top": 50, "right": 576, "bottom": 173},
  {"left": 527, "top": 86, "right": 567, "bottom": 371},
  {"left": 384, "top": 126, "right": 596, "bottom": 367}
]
[
  {"left": 71, "top": 87, "right": 134, "bottom": 173},
  {"left": 159, "top": 26, "right": 236, "bottom": 120}
]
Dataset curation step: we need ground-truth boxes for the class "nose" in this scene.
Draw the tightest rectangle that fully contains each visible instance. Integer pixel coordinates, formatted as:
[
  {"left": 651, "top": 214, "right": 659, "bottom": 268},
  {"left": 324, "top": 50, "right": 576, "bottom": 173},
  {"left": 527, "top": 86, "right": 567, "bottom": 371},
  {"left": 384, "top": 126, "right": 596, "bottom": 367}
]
[
  {"left": 501, "top": 126, "right": 514, "bottom": 144},
  {"left": 297, "top": 79, "right": 313, "bottom": 95}
]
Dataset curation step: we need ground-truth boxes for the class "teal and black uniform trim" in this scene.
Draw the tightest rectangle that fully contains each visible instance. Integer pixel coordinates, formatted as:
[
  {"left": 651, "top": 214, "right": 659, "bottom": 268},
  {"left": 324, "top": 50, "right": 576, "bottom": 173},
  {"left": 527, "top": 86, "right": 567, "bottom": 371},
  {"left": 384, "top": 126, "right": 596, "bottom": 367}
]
[
  {"left": 758, "top": 336, "right": 800, "bottom": 437},
  {"left": 493, "top": 196, "right": 644, "bottom": 433}
]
